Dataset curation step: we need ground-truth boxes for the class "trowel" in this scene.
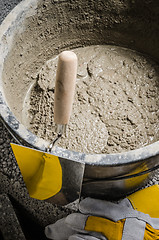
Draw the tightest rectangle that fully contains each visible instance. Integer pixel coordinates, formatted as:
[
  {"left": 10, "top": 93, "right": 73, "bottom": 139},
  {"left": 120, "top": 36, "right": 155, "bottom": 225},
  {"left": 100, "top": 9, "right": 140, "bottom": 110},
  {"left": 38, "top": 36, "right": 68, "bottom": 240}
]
[
  {"left": 11, "top": 51, "right": 85, "bottom": 206},
  {"left": 49, "top": 50, "right": 78, "bottom": 147}
]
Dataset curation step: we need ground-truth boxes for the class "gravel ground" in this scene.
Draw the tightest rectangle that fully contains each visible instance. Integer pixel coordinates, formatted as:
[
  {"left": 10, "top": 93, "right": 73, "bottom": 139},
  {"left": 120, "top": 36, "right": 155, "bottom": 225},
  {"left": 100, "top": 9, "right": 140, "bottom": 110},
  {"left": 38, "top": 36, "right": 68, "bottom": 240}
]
[{"left": 0, "top": 0, "right": 159, "bottom": 239}]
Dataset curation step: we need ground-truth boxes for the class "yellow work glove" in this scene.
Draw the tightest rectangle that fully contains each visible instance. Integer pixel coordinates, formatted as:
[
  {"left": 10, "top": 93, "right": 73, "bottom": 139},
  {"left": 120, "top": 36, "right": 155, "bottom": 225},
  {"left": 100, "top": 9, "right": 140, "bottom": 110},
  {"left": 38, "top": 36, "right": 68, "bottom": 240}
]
[{"left": 45, "top": 185, "right": 159, "bottom": 240}]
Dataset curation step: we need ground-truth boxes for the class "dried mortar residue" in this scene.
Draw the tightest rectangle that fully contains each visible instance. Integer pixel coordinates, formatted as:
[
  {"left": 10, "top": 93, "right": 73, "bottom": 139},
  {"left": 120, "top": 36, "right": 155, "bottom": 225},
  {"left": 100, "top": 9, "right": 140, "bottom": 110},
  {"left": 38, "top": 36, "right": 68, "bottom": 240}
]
[{"left": 27, "top": 45, "right": 159, "bottom": 154}]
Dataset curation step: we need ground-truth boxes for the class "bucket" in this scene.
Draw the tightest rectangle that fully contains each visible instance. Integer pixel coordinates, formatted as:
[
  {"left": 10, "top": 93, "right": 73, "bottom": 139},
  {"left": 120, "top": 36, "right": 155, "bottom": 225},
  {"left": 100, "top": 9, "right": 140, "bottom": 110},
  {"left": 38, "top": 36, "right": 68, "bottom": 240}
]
[{"left": 0, "top": 0, "right": 159, "bottom": 199}]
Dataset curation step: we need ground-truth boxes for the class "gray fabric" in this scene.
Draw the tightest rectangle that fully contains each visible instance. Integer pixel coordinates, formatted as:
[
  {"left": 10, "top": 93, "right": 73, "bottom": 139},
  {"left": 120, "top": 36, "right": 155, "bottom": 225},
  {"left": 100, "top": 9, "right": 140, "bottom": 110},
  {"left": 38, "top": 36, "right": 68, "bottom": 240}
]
[
  {"left": 119, "top": 198, "right": 133, "bottom": 208},
  {"left": 66, "top": 214, "right": 107, "bottom": 239},
  {"left": 79, "top": 198, "right": 159, "bottom": 229},
  {"left": 88, "top": 232, "right": 108, "bottom": 240},
  {"left": 122, "top": 218, "right": 146, "bottom": 240},
  {"left": 45, "top": 218, "right": 77, "bottom": 240},
  {"left": 69, "top": 234, "right": 102, "bottom": 240},
  {"left": 79, "top": 197, "right": 125, "bottom": 221},
  {"left": 45, "top": 213, "right": 106, "bottom": 239},
  {"left": 66, "top": 213, "right": 88, "bottom": 233},
  {"left": 45, "top": 197, "right": 159, "bottom": 240},
  {"left": 123, "top": 211, "right": 159, "bottom": 229}
]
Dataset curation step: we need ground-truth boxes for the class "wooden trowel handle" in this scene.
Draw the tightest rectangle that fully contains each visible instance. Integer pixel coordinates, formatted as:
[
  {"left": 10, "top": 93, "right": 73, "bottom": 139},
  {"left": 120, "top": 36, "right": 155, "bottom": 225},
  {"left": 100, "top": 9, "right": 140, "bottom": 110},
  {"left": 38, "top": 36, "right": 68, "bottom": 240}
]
[{"left": 54, "top": 51, "right": 77, "bottom": 125}]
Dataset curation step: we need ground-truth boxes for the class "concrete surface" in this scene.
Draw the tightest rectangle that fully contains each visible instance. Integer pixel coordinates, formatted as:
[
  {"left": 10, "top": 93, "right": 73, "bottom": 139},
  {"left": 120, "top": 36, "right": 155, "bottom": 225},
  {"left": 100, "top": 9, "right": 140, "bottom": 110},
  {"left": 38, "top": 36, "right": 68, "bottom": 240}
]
[
  {"left": 0, "top": 194, "right": 26, "bottom": 240},
  {"left": 0, "top": 0, "right": 159, "bottom": 239}
]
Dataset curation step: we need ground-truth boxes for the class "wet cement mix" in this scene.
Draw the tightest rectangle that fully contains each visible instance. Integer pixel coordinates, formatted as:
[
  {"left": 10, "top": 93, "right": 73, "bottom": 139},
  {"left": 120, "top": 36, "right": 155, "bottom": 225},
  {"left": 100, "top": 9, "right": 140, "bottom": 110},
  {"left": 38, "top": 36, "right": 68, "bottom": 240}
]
[{"left": 26, "top": 45, "right": 159, "bottom": 154}]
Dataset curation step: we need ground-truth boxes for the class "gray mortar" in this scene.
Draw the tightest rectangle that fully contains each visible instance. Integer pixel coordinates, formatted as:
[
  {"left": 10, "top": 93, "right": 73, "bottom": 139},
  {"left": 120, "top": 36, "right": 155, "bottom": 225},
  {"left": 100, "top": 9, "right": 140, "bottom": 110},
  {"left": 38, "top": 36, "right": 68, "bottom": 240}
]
[
  {"left": 0, "top": 1, "right": 74, "bottom": 239},
  {"left": 0, "top": 1, "right": 159, "bottom": 240},
  {"left": 28, "top": 45, "right": 159, "bottom": 154}
]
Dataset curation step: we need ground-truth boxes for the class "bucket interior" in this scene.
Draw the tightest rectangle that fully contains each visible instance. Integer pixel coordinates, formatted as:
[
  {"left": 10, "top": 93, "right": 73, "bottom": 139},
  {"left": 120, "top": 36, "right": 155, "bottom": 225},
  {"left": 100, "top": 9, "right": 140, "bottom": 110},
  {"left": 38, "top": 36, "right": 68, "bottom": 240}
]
[{"left": 1, "top": 0, "right": 159, "bottom": 154}]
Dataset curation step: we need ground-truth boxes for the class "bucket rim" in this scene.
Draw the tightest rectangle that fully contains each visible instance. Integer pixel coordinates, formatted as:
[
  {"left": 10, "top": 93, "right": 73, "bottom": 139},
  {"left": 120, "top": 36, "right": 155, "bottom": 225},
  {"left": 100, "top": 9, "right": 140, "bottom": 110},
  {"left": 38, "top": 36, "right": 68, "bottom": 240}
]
[
  {"left": 1, "top": 96, "right": 159, "bottom": 166},
  {"left": 0, "top": 0, "right": 159, "bottom": 167}
]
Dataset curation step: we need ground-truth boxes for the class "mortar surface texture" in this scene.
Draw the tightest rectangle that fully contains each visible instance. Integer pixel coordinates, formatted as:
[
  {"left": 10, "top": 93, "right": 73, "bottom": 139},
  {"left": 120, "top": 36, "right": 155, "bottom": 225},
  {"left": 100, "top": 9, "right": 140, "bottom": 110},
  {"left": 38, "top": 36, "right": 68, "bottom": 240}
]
[
  {"left": 0, "top": 1, "right": 159, "bottom": 240},
  {"left": 2, "top": 0, "right": 159, "bottom": 155},
  {"left": 26, "top": 45, "right": 159, "bottom": 154}
]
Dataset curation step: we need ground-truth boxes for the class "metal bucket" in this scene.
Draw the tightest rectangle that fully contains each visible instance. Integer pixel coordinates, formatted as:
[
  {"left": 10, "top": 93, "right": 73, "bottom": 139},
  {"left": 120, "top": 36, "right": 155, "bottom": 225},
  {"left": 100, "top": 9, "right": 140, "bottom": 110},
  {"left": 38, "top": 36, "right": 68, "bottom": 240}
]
[{"left": 0, "top": 0, "right": 159, "bottom": 200}]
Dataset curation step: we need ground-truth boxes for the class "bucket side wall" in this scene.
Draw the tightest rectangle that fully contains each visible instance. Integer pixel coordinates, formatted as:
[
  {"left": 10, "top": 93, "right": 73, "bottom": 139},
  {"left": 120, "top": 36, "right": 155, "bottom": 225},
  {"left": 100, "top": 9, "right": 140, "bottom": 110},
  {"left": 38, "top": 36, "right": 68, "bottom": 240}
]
[{"left": 1, "top": 0, "right": 159, "bottom": 122}]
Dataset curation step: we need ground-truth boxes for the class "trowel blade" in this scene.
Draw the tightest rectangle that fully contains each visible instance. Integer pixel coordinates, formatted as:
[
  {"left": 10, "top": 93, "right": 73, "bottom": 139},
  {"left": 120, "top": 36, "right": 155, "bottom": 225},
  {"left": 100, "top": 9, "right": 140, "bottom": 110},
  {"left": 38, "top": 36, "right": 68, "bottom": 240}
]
[{"left": 10, "top": 143, "right": 85, "bottom": 206}]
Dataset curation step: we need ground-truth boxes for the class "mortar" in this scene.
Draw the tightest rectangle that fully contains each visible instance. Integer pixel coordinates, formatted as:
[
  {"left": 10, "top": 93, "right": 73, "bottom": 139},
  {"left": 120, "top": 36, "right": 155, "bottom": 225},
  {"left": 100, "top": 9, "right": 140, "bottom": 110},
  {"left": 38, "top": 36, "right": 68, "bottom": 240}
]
[{"left": 0, "top": 0, "right": 159, "bottom": 200}]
